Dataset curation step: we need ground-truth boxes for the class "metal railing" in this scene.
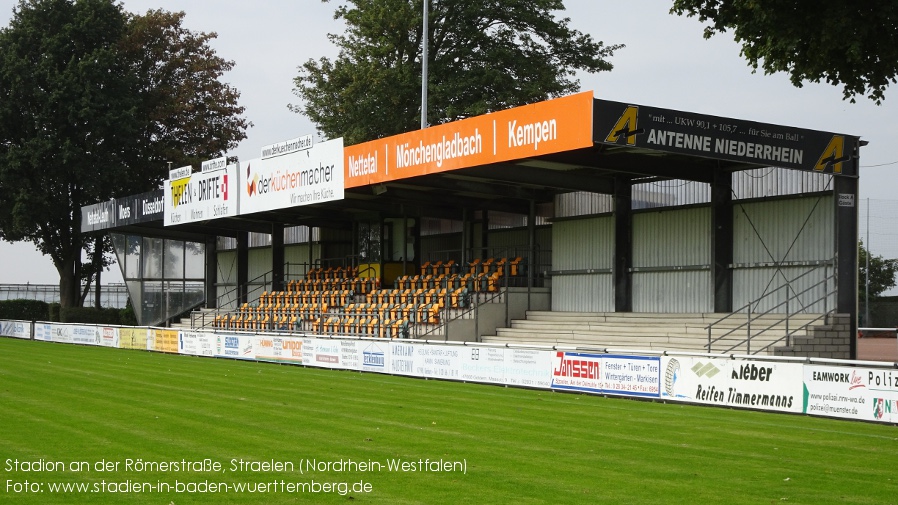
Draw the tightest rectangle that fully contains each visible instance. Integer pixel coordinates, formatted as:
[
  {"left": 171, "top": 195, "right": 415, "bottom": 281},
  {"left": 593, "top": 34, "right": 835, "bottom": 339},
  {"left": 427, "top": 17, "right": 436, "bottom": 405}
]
[{"left": 705, "top": 261, "right": 837, "bottom": 354}]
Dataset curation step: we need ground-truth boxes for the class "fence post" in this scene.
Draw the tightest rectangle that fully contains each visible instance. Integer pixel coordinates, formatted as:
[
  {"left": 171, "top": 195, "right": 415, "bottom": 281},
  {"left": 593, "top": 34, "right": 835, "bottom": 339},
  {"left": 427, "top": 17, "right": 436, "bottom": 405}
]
[
  {"left": 707, "top": 322, "right": 712, "bottom": 353},
  {"left": 746, "top": 305, "right": 752, "bottom": 355}
]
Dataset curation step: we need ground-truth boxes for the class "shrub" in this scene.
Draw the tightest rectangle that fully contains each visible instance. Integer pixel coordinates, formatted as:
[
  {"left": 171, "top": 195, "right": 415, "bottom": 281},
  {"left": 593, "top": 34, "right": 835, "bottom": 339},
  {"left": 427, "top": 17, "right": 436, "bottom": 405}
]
[
  {"left": 59, "top": 307, "right": 122, "bottom": 325},
  {"left": 0, "top": 299, "right": 50, "bottom": 321}
]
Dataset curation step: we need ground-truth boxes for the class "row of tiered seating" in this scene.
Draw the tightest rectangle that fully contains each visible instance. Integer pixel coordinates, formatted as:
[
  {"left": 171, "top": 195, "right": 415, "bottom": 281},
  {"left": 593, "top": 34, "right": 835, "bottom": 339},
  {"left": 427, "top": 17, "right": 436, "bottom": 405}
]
[
  {"left": 259, "top": 289, "right": 355, "bottom": 307},
  {"left": 286, "top": 277, "right": 380, "bottom": 294},
  {"left": 420, "top": 257, "right": 523, "bottom": 277},
  {"left": 368, "top": 287, "right": 467, "bottom": 310},
  {"left": 306, "top": 266, "right": 357, "bottom": 280},
  {"left": 210, "top": 257, "right": 520, "bottom": 337},
  {"left": 213, "top": 301, "right": 330, "bottom": 331},
  {"left": 344, "top": 302, "right": 440, "bottom": 325},
  {"left": 394, "top": 273, "right": 499, "bottom": 294},
  {"left": 319, "top": 316, "right": 409, "bottom": 339}
]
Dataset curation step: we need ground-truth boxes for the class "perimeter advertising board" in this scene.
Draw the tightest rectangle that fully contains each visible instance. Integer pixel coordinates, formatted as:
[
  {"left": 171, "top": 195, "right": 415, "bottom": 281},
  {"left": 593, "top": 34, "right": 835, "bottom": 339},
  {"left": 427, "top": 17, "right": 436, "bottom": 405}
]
[
  {"left": 458, "top": 346, "right": 553, "bottom": 388},
  {"left": 240, "top": 137, "right": 344, "bottom": 215},
  {"left": 0, "top": 320, "right": 30, "bottom": 339},
  {"left": 660, "top": 356, "right": 803, "bottom": 413},
  {"left": 344, "top": 91, "right": 594, "bottom": 188},
  {"left": 164, "top": 162, "right": 237, "bottom": 226},
  {"left": 97, "top": 326, "right": 119, "bottom": 348},
  {"left": 551, "top": 352, "right": 661, "bottom": 397},
  {"left": 215, "top": 333, "right": 256, "bottom": 360},
  {"left": 253, "top": 335, "right": 304, "bottom": 364},
  {"left": 118, "top": 327, "right": 148, "bottom": 350},
  {"left": 149, "top": 328, "right": 179, "bottom": 354},
  {"left": 594, "top": 99, "right": 860, "bottom": 176},
  {"left": 803, "top": 365, "right": 898, "bottom": 423},
  {"left": 178, "top": 331, "right": 215, "bottom": 357}
]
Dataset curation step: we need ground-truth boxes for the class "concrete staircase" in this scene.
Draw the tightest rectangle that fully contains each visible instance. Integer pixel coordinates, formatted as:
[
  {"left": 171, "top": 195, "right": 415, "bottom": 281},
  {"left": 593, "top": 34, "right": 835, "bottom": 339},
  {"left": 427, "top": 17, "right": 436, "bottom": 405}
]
[{"left": 483, "top": 311, "right": 827, "bottom": 355}]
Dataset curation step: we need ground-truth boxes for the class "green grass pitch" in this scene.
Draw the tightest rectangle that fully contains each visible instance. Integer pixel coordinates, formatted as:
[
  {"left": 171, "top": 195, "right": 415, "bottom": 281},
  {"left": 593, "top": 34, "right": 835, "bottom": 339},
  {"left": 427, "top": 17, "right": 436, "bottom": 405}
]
[{"left": 0, "top": 337, "right": 895, "bottom": 504}]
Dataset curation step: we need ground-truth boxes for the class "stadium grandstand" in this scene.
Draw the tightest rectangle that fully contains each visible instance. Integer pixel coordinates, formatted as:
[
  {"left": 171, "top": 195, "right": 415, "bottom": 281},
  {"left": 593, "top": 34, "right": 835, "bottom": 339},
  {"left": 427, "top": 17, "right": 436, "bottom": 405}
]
[{"left": 81, "top": 91, "right": 862, "bottom": 359}]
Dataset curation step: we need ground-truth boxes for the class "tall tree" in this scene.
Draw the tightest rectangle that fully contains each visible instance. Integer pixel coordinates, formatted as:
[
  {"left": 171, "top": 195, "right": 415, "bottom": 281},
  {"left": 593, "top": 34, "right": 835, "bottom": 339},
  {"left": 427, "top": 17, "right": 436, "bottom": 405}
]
[
  {"left": 858, "top": 240, "right": 898, "bottom": 303},
  {"left": 292, "top": 0, "right": 622, "bottom": 145},
  {"left": 0, "top": 0, "right": 248, "bottom": 307},
  {"left": 670, "top": 0, "right": 898, "bottom": 104}
]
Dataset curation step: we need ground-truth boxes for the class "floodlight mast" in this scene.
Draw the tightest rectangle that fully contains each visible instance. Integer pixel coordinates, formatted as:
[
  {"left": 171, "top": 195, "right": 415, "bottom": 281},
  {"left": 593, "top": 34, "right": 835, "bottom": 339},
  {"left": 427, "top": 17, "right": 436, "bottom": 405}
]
[{"left": 421, "top": 0, "right": 429, "bottom": 129}]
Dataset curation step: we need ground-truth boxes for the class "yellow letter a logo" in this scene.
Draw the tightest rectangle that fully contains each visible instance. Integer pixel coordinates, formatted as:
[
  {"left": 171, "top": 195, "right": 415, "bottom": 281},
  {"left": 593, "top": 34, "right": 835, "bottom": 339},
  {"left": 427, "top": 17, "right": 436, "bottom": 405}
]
[
  {"left": 605, "top": 106, "right": 642, "bottom": 146},
  {"left": 814, "top": 136, "right": 848, "bottom": 173}
]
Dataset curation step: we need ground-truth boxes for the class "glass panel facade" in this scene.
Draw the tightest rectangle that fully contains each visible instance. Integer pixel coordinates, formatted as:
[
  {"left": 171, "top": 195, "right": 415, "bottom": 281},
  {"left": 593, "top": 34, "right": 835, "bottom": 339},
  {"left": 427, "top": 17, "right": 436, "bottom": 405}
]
[
  {"left": 185, "top": 242, "right": 205, "bottom": 278},
  {"left": 164, "top": 239, "right": 184, "bottom": 279},
  {"left": 112, "top": 234, "right": 206, "bottom": 326},
  {"left": 142, "top": 237, "right": 163, "bottom": 279},
  {"left": 126, "top": 235, "right": 141, "bottom": 279}
]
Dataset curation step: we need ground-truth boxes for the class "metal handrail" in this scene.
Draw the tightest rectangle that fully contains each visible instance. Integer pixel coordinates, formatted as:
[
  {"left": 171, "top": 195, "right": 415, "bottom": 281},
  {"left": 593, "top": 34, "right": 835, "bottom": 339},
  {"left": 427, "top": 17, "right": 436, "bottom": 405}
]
[{"left": 705, "top": 260, "right": 836, "bottom": 354}]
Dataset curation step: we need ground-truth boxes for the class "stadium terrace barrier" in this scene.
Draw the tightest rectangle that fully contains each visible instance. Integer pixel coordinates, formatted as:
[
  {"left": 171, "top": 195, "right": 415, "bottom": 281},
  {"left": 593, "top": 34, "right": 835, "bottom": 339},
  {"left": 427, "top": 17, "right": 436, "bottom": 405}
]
[{"left": 2, "top": 319, "right": 897, "bottom": 425}]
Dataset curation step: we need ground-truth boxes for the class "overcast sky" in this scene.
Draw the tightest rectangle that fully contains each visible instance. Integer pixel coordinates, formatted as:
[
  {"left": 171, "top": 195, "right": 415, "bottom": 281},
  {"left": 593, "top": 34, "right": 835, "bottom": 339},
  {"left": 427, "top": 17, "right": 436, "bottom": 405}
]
[{"left": 2, "top": 0, "right": 897, "bottom": 285}]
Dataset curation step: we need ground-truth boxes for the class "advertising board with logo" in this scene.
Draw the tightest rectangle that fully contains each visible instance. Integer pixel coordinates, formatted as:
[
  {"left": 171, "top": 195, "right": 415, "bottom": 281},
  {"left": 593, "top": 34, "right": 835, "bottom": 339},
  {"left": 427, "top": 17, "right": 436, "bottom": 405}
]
[
  {"left": 179, "top": 331, "right": 199, "bottom": 355},
  {"left": 361, "top": 342, "right": 388, "bottom": 373},
  {"left": 98, "top": 327, "right": 119, "bottom": 348},
  {"left": 240, "top": 137, "right": 344, "bottom": 215},
  {"left": 803, "top": 365, "right": 898, "bottom": 423},
  {"left": 660, "top": 356, "right": 803, "bottom": 413},
  {"left": 595, "top": 99, "right": 860, "bottom": 176},
  {"left": 460, "top": 346, "right": 508, "bottom": 385},
  {"left": 118, "top": 328, "right": 148, "bottom": 350},
  {"left": 164, "top": 162, "right": 237, "bottom": 226},
  {"left": 254, "top": 335, "right": 304, "bottom": 364},
  {"left": 551, "top": 352, "right": 660, "bottom": 397},
  {"left": 344, "top": 92, "right": 594, "bottom": 188},
  {"left": 310, "top": 338, "right": 342, "bottom": 369},
  {"left": 458, "top": 347, "right": 552, "bottom": 388},
  {"left": 0, "top": 320, "right": 31, "bottom": 339},
  {"left": 216, "top": 333, "right": 256, "bottom": 360}
]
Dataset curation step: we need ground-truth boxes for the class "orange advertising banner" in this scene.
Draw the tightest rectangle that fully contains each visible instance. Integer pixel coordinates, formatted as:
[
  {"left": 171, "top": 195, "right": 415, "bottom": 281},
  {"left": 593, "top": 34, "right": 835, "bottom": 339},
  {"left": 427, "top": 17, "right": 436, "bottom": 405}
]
[{"left": 344, "top": 91, "right": 594, "bottom": 188}]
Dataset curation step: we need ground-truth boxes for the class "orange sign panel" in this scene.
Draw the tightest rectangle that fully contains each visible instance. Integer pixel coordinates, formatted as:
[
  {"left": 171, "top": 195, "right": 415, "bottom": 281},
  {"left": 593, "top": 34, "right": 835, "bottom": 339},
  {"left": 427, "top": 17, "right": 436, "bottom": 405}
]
[{"left": 344, "top": 91, "right": 594, "bottom": 188}]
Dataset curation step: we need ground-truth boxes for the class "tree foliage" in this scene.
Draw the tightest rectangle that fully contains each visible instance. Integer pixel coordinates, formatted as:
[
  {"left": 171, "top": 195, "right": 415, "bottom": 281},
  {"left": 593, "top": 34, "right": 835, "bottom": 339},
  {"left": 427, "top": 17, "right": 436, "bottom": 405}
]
[
  {"left": 670, "top": 0, "right": 898, "bottom": 104},
  {"left": 292, "top": 0, "right": 622, "bottom": 145},
  {"left": 859, "top": 240, "right": 898, "bottom": 302},
  {"left": 0, "top": 0, "right": 248, "bottom": 307}
]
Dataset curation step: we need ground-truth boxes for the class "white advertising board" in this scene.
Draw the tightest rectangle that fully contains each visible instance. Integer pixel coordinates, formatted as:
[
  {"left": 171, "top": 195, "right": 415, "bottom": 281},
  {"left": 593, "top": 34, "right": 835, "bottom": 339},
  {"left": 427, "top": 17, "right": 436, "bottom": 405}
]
[
  {"left": 551, "top": 352, "right": 661, "bottom": 397},
  {"left": 164, "top": 164, "right": 237, "bottom": 226},
  {"left": 413, "top": 344, "right": 462, "bottom": 380},
  {"left": 179, "top": 331, "right": 198, "bottom": 355},
  {"left": 0, "top": 320, "right": 31, "bottom": 339},
  {"left": 34, "top": 323, "right": 97, "bottom": 345},
  {"left": 97, "top": 327, "right": 119, "bottom": 348},
  {"left": 254, "top": 335, "right": 305, "bottom": 364},
  {"left": 239, "top": 137, "right": 344, "bottom": 215},
  {"left": 215, "top": 333, "right": 256, "bottom": 360},
  {"left": 803, "top": 365, "right": 898, "bottom": 423},
  {"left": 309, "top": 338, "right": 343, "bottom": 369},
  {"left": 389, "top": 341, "right": 417, "bottom": 377},
  {"left": 458, "top": 346, "right": 553, "bottom": 388},
  {"left": 660, "top": 356, "right": 803, "bottom": 413},
  {"left": 360, "top": 341, "right": 389, "bottom": 374}
]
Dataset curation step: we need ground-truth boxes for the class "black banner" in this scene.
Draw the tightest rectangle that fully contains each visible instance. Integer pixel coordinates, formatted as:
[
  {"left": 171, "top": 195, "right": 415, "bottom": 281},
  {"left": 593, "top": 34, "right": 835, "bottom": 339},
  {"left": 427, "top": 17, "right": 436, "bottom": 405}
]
[
  {"left": 80, "top": 190, "right": 164, "bottom": 233},
  {"left": 594, "top": 99, "right": 859, "bottom": 176}
]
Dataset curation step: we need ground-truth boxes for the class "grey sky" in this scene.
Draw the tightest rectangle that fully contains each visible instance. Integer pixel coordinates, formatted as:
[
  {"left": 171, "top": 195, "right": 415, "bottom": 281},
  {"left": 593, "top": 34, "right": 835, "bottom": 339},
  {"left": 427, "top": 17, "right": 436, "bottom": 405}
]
[{"left": 2, "top": 0, "right": 896, "bottom": 284}]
